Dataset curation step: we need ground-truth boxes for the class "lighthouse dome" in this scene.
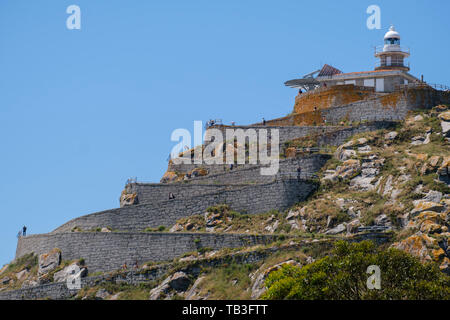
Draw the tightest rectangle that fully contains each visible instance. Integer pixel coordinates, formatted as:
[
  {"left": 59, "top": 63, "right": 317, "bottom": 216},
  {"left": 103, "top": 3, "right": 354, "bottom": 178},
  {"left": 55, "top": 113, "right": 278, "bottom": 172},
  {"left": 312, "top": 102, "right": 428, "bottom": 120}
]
[{"left": 384, "top": 25, "right": 400, "bottom": 40}]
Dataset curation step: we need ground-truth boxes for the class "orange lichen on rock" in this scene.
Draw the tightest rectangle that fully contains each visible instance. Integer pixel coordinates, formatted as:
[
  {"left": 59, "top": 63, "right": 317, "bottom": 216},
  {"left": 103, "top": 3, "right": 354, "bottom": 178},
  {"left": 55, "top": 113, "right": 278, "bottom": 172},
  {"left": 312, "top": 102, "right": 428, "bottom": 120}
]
[
  {"left": 190, "top": 167, "right": 208, "bottom": 177},
  {"left": 420, "top": 220, "right": 442, "bottom": 234},
  {"left": 379, "top": 91, "right": 403, "bottom": 109},
  {"left": 120, "top": 191, "right": 138, "bottom": 207},
  {"left": 285, "top": 147, "right": 297, "bottom": 158},
  {"left": 432, "top": 248, "right": 446, "bottom": 262},
  {"left": 392, "top": 234, "right": 432, "bottom": 263},
  {"left": 160, "top": 171, "right": 179, "bottom": 183},
  {"left": 293, "top": 85, "right": 376, "bottom": 114},
  {"left": 264, "top": 111, "right": 325, "bottom": 126}
]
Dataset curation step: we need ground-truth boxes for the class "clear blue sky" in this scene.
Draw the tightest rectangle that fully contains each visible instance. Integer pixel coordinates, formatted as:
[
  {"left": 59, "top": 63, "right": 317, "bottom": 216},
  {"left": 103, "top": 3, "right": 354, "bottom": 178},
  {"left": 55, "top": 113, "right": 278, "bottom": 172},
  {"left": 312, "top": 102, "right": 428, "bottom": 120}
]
[{"left": 0, "top": 0, "right": 449, "bottom": 266}]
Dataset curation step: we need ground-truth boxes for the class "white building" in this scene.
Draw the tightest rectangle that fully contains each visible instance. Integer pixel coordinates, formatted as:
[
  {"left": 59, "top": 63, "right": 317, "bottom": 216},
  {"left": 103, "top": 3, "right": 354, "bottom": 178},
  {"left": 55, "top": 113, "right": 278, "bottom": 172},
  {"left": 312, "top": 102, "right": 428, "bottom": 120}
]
[{"left": 285, "top": 26, "right": 420, "bottom": 93}]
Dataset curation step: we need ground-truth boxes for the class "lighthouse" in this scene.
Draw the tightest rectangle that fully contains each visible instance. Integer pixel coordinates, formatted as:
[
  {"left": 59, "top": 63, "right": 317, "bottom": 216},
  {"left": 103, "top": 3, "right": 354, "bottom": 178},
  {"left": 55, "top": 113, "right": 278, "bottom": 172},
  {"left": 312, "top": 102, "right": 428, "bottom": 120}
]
[
  {"left": 374, "top": 25, "right": 410, "bottom": 71},
  {"left": 285, "top": 24, "right": 419, "bottom": 93}
]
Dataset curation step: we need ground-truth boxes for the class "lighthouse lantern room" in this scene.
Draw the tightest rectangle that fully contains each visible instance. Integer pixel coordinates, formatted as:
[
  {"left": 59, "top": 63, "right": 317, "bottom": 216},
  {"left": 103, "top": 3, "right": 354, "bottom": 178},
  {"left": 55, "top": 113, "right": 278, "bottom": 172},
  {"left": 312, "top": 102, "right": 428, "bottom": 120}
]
[{"left": 375, "top": 25, "right": 410, "bottom": 71}]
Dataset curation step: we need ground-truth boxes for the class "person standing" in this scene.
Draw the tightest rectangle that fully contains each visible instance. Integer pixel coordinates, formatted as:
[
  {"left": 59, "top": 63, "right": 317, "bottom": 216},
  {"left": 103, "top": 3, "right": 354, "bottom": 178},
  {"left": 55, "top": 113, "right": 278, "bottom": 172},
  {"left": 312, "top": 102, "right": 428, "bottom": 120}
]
[{"left": 22, "top": 226, "right": 27, "bottom": 237}]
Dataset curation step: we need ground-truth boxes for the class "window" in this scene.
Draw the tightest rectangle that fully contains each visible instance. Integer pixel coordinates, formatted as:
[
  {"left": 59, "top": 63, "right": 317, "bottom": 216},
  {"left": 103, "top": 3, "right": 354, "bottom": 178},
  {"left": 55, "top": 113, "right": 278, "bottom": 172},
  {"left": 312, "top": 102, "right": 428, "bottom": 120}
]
[{"left": 385, "top": 38, "right": 400, "bottom": 45}]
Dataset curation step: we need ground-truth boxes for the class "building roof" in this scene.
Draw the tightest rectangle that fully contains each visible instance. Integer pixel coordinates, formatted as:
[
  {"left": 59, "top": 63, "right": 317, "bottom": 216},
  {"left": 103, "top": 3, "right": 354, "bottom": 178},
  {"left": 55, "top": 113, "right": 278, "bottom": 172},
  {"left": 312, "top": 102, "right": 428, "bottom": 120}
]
[
  {"left": 337, "top": 70, "right": 392, "bottom": 76},
  {"left": 317, "top": 69, "right": 419, "bottom": 82},
  {"left": 317, "top": 64, "right": 343, "bottom": 77},
  {"left": 384, "top": 25, "right": 400, "bottom": 39}
]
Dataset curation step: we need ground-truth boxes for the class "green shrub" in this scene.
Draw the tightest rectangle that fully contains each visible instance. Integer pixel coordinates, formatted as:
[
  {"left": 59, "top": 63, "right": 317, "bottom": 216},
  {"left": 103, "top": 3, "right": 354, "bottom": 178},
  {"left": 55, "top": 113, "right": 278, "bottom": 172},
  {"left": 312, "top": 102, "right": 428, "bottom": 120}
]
[{"left": 263, "top": 240, "right": 450, "bottom": 300}]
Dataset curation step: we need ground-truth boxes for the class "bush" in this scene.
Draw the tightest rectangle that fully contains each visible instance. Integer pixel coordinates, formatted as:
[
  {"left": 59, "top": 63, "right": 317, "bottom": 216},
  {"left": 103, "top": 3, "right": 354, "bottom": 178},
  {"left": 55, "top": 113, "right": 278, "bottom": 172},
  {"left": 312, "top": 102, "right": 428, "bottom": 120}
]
[{"left": 262, "top": 241, "right": 450, "bottom": 300}]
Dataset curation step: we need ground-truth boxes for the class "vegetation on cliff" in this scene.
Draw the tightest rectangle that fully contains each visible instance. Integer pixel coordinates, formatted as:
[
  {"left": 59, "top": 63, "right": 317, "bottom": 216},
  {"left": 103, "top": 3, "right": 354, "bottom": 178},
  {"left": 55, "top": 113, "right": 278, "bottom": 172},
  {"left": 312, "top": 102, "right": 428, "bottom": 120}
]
[{"left": 263, "top": 240, "right": 449, "bottom": 300}]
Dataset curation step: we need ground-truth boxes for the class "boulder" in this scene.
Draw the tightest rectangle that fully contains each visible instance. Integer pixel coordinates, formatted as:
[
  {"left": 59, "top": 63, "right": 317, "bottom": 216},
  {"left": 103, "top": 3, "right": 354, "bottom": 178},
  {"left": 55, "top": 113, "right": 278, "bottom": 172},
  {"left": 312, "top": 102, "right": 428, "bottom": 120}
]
[
  {"left": 440, "top": 257, "right": 450, "bottom": 275},
  {"left": 336, "top": 149, "right": 356, "bottom": 161},
  {"left": 149, "top": 277, "right": 171, "bottom": 300},
  {"left": 432, "top": 248, "right": 446, "bottom": 262},
  {"left": 160, "top": 171, "right": 178, "bottom": 183},
  {"left": 411, "top": 135, "right": 425, "bottom": 146},
  {"left": 185, "top": 276, "right": 206, "bottom": 300},
  {"left": 356, "top": 138, "right": 369, "bottom": 145},
  {"left": 38, "top": 248, "right": 61, "bottom": 276},
  {"left": 374, "top": 214, "right": 391, "bottom": 227},
  {"left": 423, "top": 133, "right": 431, "bottom": 145},
  {"left": 169, "top": 272, "right": 191, "bottom": 292},
  {"left": 322, "top": 170, "right": 338, "bottom": 183},
  {"left": 287, "top": 219, "right": 300, "bottom": 230},
  {"left": 420, "top": 220, "right": 443, "bottom": 234},
  {"left": 325, "top": 223, "right": 346, "bottom": 235},
  {"left": 250, "top": 260, "right": 300, "bottom": 299},
  {"left": 95, "top": 289, "right": 110, "bottom": 300},
  {"left": 357, "top": 145, "right": 372, "bottom": 154},
  {"left": 169, "top": 223, "right": 183, "bottom": 233},
  {"left": 335, "top": 160, "right": 361, "bottom": 180},
  {"left": 346, "top": 219, "right": 361, "bottom": 234},
  {"left": 286, "top": 210, "right": 300, "bottom": 220},
  {"left": 334, "top": 139, "right": 367, "bottom": 161},
  {"left": 264, "top": 220, "right": 279, "bottom": 234},
  {"left": 437, "top": 156, "right": 450, "bottom": 176},
  {"left": 441, "top": 121, "right": 450, "bottom": 136},
  {"left": 205, "top": 211, "right": 224, "bottom": 228},
  {"left": 120, "top": 192, "right": 138, "bottom": 207},
  {"left": 191, "top": 168, "right": 208, "bottom": 177},
  {"left": 382, "top": 175, "right": 394, "bottom": 196},
  {"left": 15, "top": 269, "right": 29, "bottom": 282},
  {"left": 326, "top": 215, "right": 337, "bottom": 229},
  {"left": 429, "top": 156, "right": 442, "bottom": 168},
  {"left": 413, "top": 115, "right": 424, "bottom": 122},
  {"left": 411, "top": 201, "right": 445, "bottom": 217},
  {"left": 435, "top": 105, "right": 448, "bottom": 113},
  {"left": 422, "top": 191, "right": 443, "bottom": 203},
  {"left": 415, "top": 211, "right": 444, "bottom": 225},
  {"left": 392, "top": 233, "right": 431, "bottom": 263},
  {"left": 438, "top": 111, "right": 450, "bottom": 122},
  {"left": 384, "top": 131, "right": 398, "bottom": 140},
  {"left": 0, "top": 277, "right": 11, "bottom": 285}
]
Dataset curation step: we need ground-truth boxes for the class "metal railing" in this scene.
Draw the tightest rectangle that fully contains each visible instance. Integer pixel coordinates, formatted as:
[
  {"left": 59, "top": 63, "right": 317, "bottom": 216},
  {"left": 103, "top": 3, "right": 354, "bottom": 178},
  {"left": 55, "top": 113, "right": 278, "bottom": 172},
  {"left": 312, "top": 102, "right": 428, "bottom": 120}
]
[
  {"left": 205, "top": 119, "right": 223, "bottom": 128},
  {"left": 374, "top": 46, "right": 410, "bottom": 55},
  {"left": 375, "top": 60, "right": 410, "bottom": 69},
  {"left": 276, "top": 171, "right": 319, "bottom": 180},
  {"left": 292, "top": 146, "right": 334, "bottom": 154},
  {"left": 395, "top": 82, "right": 450, "bottom": 91}
]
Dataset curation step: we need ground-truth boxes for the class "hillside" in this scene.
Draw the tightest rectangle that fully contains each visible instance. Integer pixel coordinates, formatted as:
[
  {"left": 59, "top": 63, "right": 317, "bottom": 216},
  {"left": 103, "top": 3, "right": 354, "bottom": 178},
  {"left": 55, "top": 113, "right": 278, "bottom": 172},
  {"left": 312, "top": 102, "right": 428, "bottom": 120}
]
[{"left": 0, "top": 104, "right": 449, "bottom": 300}]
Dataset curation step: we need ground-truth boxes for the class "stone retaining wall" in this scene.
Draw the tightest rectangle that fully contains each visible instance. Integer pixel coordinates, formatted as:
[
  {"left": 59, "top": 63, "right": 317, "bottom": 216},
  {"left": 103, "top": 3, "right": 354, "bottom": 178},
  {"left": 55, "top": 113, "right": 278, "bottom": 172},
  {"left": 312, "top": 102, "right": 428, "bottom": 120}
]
[
  {"left": 15, "top": 232, "right": 279, "bottom": 273},
  {"left": 54, "top": 179, "right": 317, "bottom": 233}
]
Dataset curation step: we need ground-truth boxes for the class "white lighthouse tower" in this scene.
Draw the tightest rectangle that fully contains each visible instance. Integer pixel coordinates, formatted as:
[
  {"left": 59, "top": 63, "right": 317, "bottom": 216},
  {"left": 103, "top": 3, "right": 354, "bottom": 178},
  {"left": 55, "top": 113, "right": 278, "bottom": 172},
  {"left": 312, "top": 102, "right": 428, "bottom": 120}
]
[{"left": 375, "top": 25, "right": 410, "bottom": 71}]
